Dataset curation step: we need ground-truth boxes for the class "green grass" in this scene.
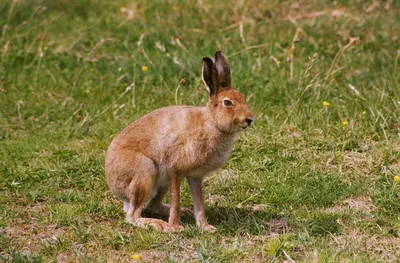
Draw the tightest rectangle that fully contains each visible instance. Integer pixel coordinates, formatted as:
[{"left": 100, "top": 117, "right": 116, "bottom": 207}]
[{"left": 1, "top": 0, "right": 400, "bottom": 262}]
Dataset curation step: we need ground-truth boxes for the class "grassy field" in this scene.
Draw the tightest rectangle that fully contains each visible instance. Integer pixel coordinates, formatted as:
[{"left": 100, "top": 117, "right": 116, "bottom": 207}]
[{"left": 1, "top": 0, "right": 400, "bottom": 262}]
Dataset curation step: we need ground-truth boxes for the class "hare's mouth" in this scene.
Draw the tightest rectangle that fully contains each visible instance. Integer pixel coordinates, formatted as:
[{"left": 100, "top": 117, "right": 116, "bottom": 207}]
[{"left": 239, "top": 118, "right": 253, "bottom": 130}]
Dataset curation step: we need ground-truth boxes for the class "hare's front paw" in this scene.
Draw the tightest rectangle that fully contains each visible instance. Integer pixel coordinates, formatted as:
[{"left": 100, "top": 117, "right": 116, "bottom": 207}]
[{"left": 201, "top": 224, "right": 216, "bottom": 233}]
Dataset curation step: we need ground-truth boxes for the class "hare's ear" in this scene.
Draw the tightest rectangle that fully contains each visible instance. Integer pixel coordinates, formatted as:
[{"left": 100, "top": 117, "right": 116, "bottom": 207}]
[
  {"left": 214, "top": 51, "right": 231, "bottom": 87},
  {"left": 202, "top": 57, "right": 219, "bottom": 96}
]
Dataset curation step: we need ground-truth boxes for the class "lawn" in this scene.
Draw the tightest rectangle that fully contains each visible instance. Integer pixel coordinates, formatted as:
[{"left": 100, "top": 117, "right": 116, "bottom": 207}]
[{"left": 1, "top": 0, "right": 400, "bottom": 262}]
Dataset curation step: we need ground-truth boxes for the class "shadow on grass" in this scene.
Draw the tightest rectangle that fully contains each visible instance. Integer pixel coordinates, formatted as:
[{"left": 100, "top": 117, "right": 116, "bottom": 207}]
[
  {"left": 205, "top": 206, "right": 285, "bottom": 235},
  {"left": 142, "top": 205, "right": 283, "bottom": 235},
  {"left": 144, "top": 205, "right": 341, "bottom": 236}
]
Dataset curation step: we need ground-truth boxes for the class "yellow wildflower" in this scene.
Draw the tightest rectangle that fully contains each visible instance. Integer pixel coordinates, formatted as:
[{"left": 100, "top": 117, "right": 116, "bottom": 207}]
[
  {"left": 394, "top": 176, "right": 400, "bottom": 183},
  {"left": 342, "top": 120, "right": 349, "bottom": 126},
  {"left": 322, "top": 101, "right": 330, "bottom": 108},
  {"left": 141, "top": 66, "right": 148, "bottom": 72},
  {"left": 132, "top": 254, "right": 140, "bottom": 260}
]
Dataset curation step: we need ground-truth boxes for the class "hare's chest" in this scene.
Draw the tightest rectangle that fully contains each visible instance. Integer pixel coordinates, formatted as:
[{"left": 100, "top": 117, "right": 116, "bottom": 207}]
[
  {"left": 209, "top": 147, "right": 232, "bottom": 167},
  {"left": 187, "top": 144, "right": 233, "bottom": 178},
  {"left": 160, "top": 132, "right": 236, "bottom": 177}
]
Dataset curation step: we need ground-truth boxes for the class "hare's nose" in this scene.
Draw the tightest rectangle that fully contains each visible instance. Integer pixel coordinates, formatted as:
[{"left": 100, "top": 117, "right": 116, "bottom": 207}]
[{"left": 246, "top": 118, "right": 254, "bottom": 126}]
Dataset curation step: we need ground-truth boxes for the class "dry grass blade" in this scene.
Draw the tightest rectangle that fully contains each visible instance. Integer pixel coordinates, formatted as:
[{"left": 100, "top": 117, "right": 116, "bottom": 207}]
[
  {"left": 87, "top": 38, "right": 114, "bottom": 59},
  {"left": 139, "top": 47, "right": 154, "bottom": 66},
  {"left": 174, "top": 78, "right": 186, "bottom": 105},
  {"left": 287, "top": 28, "right": 303, "bottom": 80},
  {"left": 227, "top": 42, "right": 268, "bottom": 57},
  {"left": 324, "top": 37, "right": 359, "bottom": 81}
]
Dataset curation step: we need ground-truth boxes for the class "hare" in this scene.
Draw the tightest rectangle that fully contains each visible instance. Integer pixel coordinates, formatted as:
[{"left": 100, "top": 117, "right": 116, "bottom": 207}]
[{"left": 105, "top": 51, "right": 254, "bottom": 232}]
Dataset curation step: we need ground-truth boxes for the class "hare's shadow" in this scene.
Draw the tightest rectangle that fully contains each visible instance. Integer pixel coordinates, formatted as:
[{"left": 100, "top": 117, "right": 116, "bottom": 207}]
[
  {"left": 204, "top": 206, "right": 286, "bottom": 235},
  {"left": 143, "top": 205, "right": 286, "bottom": 235}
]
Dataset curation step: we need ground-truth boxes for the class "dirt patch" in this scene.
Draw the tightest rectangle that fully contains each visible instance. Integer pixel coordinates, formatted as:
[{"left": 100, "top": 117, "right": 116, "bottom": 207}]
[
  {"left": 333, "top": 229, "right": 400, "bottom": 262},
  {"left": 326, "top": 196, "right": 375, "bottom": 215},
  {"left": 266, "top": 216, "right": 288, "bottom": 234},
  {"left": 280, "top": 124, "right": 302, "bottom": 138},
  {"left": 388, "top": 159, "right": 400, "bottom": 173},
  {"left": 4, "top": 221, "right": 67, "bottom": 255},
  {"left": 341, "top": 151, "right": 379, "bottom": 176},
  {"left": 139, "top": 244, "right": 200, "bottom": 263},
  {"left": 393, "top": 141, "right": 400, "bottom": 153},
  {"left": 330, "top": 137, "right": 383, "bottom": 177}
]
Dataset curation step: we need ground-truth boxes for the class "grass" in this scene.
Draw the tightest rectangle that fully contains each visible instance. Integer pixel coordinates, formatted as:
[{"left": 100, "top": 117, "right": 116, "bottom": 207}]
[{"left": 1, "top": 0, "right": 400, "bottom": 262}]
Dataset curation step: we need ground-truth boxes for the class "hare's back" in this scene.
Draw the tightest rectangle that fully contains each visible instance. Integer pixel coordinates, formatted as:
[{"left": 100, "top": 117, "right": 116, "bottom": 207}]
[{"left": 111, "top": 105, "right": 208, "bottom": 155}]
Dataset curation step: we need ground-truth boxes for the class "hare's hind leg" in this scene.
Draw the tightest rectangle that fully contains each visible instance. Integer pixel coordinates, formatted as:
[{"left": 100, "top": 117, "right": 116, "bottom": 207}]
[
  {"left": 125, "top": 155, "right": 182, "bottom": 232},
  {"left": 125, "top": 174, "right": 164, "bottom": 231}
]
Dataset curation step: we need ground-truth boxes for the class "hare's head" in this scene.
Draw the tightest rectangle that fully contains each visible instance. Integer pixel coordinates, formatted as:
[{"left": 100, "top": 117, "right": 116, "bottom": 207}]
[{"left": 202, "top": 51, "right": 254, "bottom": 133}]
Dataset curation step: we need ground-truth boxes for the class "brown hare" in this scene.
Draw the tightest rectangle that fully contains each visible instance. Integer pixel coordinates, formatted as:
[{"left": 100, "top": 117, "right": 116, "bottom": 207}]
[{"left": 105, "top": 51, "right": 254, "bottom": 232}]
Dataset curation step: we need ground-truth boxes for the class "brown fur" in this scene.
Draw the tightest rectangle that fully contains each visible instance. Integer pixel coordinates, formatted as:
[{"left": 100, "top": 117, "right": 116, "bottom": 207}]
[{"left": 105, "top": 51, "right": 254, "bottom": 232}]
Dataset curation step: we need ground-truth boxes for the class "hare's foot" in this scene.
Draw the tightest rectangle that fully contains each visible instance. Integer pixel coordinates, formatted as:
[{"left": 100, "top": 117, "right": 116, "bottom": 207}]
[
  {"left": 127, "top": 217, "right": 183, "bottom": 232},
  {"left": 199, "top": 223, "right": 216, "bottom": 233},
  {"left": 166, "top": 222, "right": 184, "bottom": 232}
]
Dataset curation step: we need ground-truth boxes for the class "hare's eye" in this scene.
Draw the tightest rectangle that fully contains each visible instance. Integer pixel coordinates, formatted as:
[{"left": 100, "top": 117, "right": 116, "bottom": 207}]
[{"left": 223, "top": 99, "right": 233, "bottom": 107}]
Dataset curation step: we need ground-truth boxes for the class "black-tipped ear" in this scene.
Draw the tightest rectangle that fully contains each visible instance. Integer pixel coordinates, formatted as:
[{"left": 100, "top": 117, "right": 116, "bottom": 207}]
[
  {"left": 214, "top": 51, "right": 231, "bottom": 87},
  {"left": 202, "top": 57, "right": 219, "bottom": 96}
]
